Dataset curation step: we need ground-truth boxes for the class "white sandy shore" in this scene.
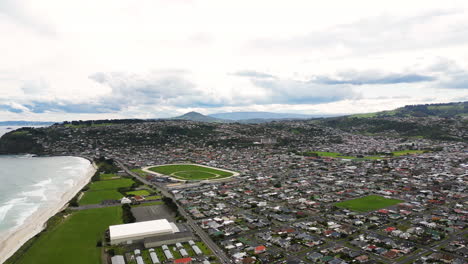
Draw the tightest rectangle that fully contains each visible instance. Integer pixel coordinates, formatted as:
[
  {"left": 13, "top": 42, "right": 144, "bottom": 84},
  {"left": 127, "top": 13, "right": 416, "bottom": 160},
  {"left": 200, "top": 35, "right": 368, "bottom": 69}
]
[{"left": 0, "top": 161, "right": 97, "bottom": 264}]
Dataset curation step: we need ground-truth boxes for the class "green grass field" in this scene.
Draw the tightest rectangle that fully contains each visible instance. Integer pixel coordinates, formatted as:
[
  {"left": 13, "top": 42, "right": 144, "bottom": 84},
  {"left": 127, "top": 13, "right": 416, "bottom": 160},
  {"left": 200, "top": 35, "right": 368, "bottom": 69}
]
[
  {"left": 305, "top": 151, "right": 384, "bottom": 160},
  {"left": 392, "top": 150, "right": 425, "bottom": 156},
  {"left": 148, "top": 164, "right": 234, "bottom": 180},
  {"left": 145, "top": 195, "right": 162, "bottom": 200},
  {"left": 131, "top": 169, "right": 147, "bottom": 177},
  {"left": 80, "top": 178, "right": 134, "bottom": 205},
  {"left": 12, "top": 206, "right": 122, "bottom": 264},
  {"left": 335, "top": 195, "right": 403, "bottom": 212},
  {"left": 126, "top": 190, "right": 150, "bottom": 196},
  {"left": 99, "top": 173, "right": 121, "bottom": 180}
]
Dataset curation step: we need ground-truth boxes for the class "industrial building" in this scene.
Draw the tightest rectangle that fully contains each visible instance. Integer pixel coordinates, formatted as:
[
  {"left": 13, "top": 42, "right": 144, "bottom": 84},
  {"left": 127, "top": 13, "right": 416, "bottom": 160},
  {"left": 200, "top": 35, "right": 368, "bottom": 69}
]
[
  {"left": 144, "top": 224, "right": 193, "bottom": 248},
  {"left": 109, "top": 219, "right": 190, "bottom": 245}
]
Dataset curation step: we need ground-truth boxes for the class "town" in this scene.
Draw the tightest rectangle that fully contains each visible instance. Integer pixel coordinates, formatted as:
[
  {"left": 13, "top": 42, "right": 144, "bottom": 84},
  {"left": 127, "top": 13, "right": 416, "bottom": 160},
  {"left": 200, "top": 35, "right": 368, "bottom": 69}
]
[{"left": 2, "top": 113, "right": 467, "bottom": 264}]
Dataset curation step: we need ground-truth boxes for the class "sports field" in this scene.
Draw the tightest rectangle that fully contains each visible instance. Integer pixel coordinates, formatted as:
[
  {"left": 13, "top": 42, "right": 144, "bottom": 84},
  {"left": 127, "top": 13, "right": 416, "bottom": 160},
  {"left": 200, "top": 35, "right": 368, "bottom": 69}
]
[
  {"left": 148, "top": 164, "right": 234, "bottom": 180},
  {"left": 392, "top": 150, "right": 425, "bottom": 156},
  {"left": 10, "top": 206, "right": 122, "bottom": 264},
  {"left": 80, "top": 178, "right": 134, "bottom": 205},
  {"left": 335, "top": 195, "right": 403, "bottom": 212}
]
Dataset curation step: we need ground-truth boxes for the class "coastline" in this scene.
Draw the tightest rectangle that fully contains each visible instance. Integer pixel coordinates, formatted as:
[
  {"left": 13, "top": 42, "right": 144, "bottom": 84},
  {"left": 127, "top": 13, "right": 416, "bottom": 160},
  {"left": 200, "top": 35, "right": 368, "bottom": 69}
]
[{"left": 0, "top": 159, "right": 97, "bottom": 264}]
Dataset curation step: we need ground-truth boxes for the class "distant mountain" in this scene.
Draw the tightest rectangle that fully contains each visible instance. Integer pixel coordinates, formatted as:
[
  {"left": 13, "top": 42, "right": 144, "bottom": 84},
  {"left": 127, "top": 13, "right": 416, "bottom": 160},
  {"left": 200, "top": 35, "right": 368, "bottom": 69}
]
[
  {"left": 172, "top": 112, "right": 223, "bottom": 122},
  {"left": 208, "top": 112, "right": 316, "bottom": 120},
  {"left": 0, "top": 121, "right": 55, "bottom": 126},
  {"left": 351, "top": 101, "right": 467, "bottom": 118}
]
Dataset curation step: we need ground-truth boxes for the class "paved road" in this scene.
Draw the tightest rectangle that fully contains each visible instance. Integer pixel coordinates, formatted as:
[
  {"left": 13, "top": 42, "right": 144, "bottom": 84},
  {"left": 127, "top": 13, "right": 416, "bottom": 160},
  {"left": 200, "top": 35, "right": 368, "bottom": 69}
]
[
  {"left": 69, "top": 199, "right": 162, "bottom": 211},
  {"left": 116, "top": 160, "right": 233, "bottom": 264}
]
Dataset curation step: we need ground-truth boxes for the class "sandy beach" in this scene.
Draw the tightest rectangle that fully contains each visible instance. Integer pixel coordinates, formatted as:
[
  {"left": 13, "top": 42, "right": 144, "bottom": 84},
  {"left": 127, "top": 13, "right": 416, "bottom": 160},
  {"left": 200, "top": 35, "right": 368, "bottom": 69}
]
[{"left": 0, "top": 161, "right": 97, "bottom": 264}]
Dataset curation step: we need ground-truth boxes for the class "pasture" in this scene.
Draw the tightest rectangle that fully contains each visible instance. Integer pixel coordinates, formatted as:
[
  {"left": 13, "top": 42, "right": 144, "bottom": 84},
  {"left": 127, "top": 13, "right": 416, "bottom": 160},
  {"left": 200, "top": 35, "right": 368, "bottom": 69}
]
[
  {"left": 335, "top": 195, "right": 403, "bottom": 212},
  {"left": 80, "top": 178, "right": 134, "bottom": 205},
  {"left": 11, "top": 206, "right": 122, "bottom": 264}
]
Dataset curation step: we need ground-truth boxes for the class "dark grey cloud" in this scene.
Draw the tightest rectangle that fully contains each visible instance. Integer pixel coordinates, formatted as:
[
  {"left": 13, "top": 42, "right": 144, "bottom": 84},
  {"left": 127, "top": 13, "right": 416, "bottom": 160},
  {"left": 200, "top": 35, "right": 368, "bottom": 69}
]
[
  {"left": 24, "top": 101, "right": 121, "bottom": 114},
  {"left": 89, "top": 71, "right": 197, "bottom": 102},
  {"left": 425, "top": 59, "right": 468, "bottom": 89},
  {"left": 236, "top": 70, "right": 357, "bottom": 104},
  {"left": 315, "top": 73, "right": 436, "bottom": 85},
  {"left": 251, "top": 78, "right": 357, "bottom": 104},
  {"left": 234, "top": 70, "right": 276, "bottom": 79},
  {"left": 438, "top": 74, "right": 468, "bottom": 89},
  {"left": 0, "top": 104, "right": 23, "bottom": 113}
]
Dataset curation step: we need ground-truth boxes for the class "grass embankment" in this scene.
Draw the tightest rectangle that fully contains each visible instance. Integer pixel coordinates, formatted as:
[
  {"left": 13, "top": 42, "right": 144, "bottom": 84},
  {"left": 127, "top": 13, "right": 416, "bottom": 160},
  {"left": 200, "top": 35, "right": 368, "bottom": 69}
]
[
  {"left": 149, "top": 164, "right": 234, "bottom": 180},
  {"left": 64, "top": 123, "right": 113, "bottom": 128},
  {"left": 391, "top": 150, "right": 425, "bottom": 156},
  {"left": 99, "top": 173, "right": 121, "bottom": 180},
  {"left": 335, "top": 195, "right": 404, "bottom": 212},
  {"left": 7, "top": 206, "right": 122, "bottom": 264},
  {"left": 126, "top": 190, "right": 151, "bottom": 196},
  {"left": 131, "top": 169, "right": 147, "bottom": 177},
  {"left": 305, "top": 150, "right": 427, "bottom": 160},
  {"left": 304, "top": 151, "right": 384, "bottom": 160},
  {"left": 80, "top": 178, "right": 134, "bottom": 205}
]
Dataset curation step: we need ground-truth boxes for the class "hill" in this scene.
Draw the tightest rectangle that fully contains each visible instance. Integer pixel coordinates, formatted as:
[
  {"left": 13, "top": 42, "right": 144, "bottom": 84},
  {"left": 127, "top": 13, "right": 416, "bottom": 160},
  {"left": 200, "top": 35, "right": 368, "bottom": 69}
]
[
  {"left": 208, "top": 112, "right": 316, "bottom": 120},
  {"left": 172, "top": 112, "right": 223, "bottom": 122},
  {"left": 322, "top": 101, "right": 467, "bottom": 142},
  {"left": 351, "top": 101, "right": 467, "bottom": 118}
]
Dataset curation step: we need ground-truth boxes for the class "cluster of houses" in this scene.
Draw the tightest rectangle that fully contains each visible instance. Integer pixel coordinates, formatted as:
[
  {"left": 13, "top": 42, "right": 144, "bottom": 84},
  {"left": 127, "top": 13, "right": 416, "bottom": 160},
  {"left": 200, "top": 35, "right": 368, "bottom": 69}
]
[{"left": 29, "top": 119, "right": 467, "bottom": 263}]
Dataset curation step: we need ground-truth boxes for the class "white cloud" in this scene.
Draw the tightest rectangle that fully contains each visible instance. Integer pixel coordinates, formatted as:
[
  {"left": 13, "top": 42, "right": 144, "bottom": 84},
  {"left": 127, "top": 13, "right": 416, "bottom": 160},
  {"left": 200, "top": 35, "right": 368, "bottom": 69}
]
[{"left": 0, "top": 0, "right": 467, "bottom": 120}]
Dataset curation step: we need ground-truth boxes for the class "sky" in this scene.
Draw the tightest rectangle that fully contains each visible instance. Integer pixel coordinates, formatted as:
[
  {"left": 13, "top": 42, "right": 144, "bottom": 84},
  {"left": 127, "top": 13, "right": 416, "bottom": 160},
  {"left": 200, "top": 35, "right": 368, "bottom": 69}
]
[{"left": 0, "top": 0, "right": 467, "bottom": 121}]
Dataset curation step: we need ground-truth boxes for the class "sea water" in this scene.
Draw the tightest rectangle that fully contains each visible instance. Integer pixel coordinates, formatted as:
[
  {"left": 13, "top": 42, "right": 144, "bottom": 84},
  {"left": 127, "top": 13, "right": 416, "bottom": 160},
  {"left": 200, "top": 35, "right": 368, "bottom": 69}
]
[{"left": 0, "top": 126, "right": 93, "bottom": 242}]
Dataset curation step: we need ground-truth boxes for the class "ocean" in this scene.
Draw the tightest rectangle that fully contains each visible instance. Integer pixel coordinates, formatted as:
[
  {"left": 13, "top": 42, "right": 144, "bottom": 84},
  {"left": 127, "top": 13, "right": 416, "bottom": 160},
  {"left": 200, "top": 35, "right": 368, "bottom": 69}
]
[{"left": 0, "top": 126, "right": 93, "bottom": 249}]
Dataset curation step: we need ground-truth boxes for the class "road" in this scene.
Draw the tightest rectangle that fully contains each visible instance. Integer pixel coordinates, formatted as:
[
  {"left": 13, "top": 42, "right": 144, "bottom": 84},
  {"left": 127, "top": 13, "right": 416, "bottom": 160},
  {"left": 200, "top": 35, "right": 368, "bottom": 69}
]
[
  {"left": 69, "top": 199, "right": 162, "bottom": 211},
  {"left": 116, "top": 160, "right": 233, "bottom": 264}
]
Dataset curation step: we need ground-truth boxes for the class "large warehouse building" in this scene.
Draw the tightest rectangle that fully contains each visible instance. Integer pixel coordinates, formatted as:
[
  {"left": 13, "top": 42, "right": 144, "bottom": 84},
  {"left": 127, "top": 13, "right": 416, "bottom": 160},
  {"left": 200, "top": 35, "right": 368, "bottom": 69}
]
[{"left": 109, "top": 219, "right": 190, "bottom": 245}]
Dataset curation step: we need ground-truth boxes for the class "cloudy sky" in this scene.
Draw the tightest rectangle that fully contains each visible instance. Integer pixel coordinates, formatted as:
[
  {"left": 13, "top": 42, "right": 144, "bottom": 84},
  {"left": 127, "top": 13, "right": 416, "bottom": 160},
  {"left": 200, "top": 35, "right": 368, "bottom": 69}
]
[{"left": 1, "top": 0, "right": 467, "bottom": 121}]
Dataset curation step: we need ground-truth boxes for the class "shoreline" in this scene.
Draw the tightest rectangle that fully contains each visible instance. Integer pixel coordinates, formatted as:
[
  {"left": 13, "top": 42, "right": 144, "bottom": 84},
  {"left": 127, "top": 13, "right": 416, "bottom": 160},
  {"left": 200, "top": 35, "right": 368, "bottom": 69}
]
[{"left": 0, "top": 158, "right": 97, "bottom": 264}]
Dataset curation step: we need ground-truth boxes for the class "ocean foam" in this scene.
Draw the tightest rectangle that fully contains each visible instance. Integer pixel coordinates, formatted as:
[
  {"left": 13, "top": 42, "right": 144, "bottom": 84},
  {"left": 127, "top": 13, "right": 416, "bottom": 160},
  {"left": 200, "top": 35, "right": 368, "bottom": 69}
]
[
  {"left": 0, "top": 204, "right": 14, "bottom": 222},
  {"left": 15, "top": 203, "right": 40, "bottom": 226},
  {"left": 22, "top": 188, "right": 47, "bottom": 201},
  {"left": 0, "top": 197, "right": 28, "bottom": 222},
  {"left": 33, "top": 178, "right": 52, "bottom": 187},
  {"left": 0, "top": 155, "right": 93, "bottom": 242}
]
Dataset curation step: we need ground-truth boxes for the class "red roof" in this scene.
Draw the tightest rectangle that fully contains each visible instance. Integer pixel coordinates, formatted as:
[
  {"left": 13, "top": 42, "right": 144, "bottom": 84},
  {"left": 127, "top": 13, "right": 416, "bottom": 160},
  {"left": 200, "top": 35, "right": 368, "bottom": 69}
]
[
  {"left": 134, "top": 195, "right": 145, "bottom": 201},
  {"left": 385, "top": 227, "right": 396, "bottom": 232},
  {"left": 378, "top": 209, "right": 389, "bottom": 214},
  {"left": 255, "top": 245, "right": 266, "bottom": 253},
  {"left": 174, "top": 257, "right": 192, "bottom": 264}
]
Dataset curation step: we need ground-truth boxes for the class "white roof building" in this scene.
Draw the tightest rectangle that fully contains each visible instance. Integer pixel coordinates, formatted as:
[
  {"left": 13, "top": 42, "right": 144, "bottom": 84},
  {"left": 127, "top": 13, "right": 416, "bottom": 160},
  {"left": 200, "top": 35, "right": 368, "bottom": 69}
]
[
  {"left": 109, "top": 219, "right": 178, "bottom": 245},
  {"left": 111, "top": 255, "right": 125, "bottom": 264}
]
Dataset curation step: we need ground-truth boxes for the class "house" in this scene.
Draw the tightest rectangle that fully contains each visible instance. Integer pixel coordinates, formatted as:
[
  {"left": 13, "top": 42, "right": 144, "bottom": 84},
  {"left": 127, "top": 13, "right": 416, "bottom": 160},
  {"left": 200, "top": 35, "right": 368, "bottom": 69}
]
[
  {"left": 355, "top": 255, "right": 369, "bottom": 263},
  {"left": 382, "top": 250, "right": 398, "bottom": 259},
  {"left": 254, "top": 245, "right": 266, "bottom": 254},
  {"left": 133, "top": 195, "right": 145, "bottom": 202},
  {"left": 174, "top": 258, "right": 192, "bottom": 264},
  {"left": 307, "top": 252, "right": 323, "bottom": 261}
]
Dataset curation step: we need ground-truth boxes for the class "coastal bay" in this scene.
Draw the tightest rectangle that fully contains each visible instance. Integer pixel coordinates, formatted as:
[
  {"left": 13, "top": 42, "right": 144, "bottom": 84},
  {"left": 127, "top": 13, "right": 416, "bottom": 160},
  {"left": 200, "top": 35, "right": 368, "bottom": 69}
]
[{"left": 0, "top": 127, "right": 96, "bottom": 263}]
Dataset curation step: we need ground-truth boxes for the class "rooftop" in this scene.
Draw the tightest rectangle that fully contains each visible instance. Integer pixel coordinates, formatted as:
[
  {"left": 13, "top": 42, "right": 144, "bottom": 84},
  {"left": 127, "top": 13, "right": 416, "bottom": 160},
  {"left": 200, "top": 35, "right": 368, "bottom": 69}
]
[{"left": 110, "top": 219, "right": 175, "bottom": 241}]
